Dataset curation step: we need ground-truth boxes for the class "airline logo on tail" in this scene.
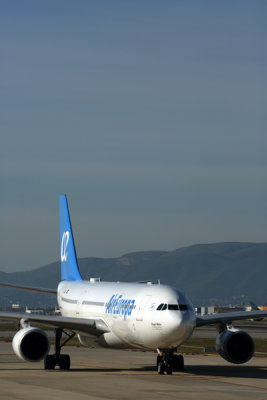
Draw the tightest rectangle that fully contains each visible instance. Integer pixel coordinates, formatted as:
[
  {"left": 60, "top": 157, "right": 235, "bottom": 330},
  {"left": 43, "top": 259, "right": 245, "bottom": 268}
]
[
  {"left": 59, "top": 195, "right": 82, "bottom": 281},
  {"left": 61, "top": 231, "right": 70, "bottom": 262}
]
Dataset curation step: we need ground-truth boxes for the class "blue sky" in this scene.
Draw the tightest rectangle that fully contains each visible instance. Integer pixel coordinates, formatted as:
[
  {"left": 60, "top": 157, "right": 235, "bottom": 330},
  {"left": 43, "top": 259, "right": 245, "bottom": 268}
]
[{"left": 1, "top": 1, "right": 266, "bottom": 272}]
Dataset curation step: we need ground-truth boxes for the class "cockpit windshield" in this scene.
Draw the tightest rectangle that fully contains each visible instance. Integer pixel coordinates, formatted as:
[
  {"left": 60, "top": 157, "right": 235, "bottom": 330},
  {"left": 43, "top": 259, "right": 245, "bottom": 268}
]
[
  {"left": 156, "top": 303, "right": 167, "bottom": 310},
  {"left": 156, "top": 303, "right": 188, "bottom": 311}
]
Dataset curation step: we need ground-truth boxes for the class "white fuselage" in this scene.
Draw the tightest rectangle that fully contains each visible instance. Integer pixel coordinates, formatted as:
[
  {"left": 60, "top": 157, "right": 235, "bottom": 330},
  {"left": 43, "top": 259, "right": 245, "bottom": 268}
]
[{"left": 57, "top": 280, "right": 196, "bottom": 350}]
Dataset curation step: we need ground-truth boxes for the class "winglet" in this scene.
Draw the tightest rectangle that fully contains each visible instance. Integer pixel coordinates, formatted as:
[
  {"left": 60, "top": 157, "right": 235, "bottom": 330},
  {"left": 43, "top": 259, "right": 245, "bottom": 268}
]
[{"left": 59, "top": 195, "right": 82, "bottom": 281}]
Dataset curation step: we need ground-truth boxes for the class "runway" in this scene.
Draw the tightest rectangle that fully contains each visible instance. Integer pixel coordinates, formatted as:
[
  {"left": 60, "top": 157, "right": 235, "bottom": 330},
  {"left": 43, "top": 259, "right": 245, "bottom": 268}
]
[{"left": 0, "top": 342, "right": 266, "bottom": 400}]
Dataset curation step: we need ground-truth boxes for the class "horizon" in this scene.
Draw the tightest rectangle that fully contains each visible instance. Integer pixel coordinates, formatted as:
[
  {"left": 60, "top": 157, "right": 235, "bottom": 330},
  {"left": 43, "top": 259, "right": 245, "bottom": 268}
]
[{"left": 1, "top": 240, "right": 266, "bottom": 274}]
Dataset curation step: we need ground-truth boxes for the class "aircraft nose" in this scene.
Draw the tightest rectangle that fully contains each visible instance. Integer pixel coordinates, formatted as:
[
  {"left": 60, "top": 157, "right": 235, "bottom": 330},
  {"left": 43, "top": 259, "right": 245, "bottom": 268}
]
[
  {"left": 167, "top": 311, "right": 195, "bottom": 344},
  {"left": 166, "top": 311, "right": 183, "bottom": 333}
]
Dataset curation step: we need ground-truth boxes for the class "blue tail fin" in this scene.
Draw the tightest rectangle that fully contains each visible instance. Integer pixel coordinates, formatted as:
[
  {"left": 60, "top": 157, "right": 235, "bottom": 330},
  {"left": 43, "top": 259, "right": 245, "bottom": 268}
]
[
  {"left": 59, "top": 194, "right": 82, "bottom": 281},
  {"left": 250, "top": 301, "right": 260, "bottom": 311}
]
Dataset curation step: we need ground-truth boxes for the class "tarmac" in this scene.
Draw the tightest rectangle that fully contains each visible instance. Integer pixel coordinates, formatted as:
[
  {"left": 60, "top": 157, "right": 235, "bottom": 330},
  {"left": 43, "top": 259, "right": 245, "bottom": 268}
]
[{"left": 0, "top": 342, "right": 267, "bottom": 400}]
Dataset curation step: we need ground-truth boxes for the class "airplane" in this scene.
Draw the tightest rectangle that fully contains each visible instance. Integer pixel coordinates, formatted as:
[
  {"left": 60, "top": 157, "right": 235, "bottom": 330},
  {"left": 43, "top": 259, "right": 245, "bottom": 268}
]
[
  {"left": 250, "top": 301, "right": 262, "bottom": 311},
  {"left": 250, "top": 301, "right": 264, "bottom": 321},
  {"left": 0, "top": 194, "right": 267, "bottom": 375}
]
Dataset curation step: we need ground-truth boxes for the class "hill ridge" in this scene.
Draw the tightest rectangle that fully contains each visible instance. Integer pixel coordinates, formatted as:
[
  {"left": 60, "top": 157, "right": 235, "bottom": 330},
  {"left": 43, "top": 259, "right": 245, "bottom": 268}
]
[{"left": 0, "top": 242, "right": 266, "bottom": 307}]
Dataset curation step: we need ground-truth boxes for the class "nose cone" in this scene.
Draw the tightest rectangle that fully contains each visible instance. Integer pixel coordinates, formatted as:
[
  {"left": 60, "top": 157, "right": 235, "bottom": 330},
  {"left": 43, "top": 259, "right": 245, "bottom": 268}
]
[{"left": 165, "top": 309, "right": 195, "bottom": 347}]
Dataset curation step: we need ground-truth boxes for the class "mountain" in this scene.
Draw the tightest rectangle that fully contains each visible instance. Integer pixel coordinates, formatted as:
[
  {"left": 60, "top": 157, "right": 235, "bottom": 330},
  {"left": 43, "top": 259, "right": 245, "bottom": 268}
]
[{"left": 0, "top": 242, "right": 266, "bottom": 308}]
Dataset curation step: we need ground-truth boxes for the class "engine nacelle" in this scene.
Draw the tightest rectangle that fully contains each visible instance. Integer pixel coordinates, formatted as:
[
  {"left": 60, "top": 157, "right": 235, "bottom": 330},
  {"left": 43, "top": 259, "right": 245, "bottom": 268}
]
[
  {"left": 216, "top": 328, "right": 254, "bottom": 364},
  {"left": 77, "top": 334, "right": 94, "bottom": 347},
  {"left": 12, "top": 327, "right": 50, "bottom": 362}
]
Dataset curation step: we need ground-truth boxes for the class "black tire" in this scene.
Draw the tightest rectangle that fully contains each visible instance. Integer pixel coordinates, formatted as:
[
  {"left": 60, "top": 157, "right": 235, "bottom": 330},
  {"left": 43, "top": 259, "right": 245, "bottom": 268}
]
[
  {"left": 173, "top": 355, "right": 184, "bottom": 371},
  {"left": 157, "top": 355, "right": 162, "bottom": 367},
  {"left": 44, "top": 355, "right": 56, "bottom": 370},
  {"left": 58, "top": 354, "right": 70, "bottom": 370},
  {"left": 157, "top": 361, "right": 165, "bottom": 375},
  {"left": 166, "top": 365, "right": 173, "bottom": 375}
]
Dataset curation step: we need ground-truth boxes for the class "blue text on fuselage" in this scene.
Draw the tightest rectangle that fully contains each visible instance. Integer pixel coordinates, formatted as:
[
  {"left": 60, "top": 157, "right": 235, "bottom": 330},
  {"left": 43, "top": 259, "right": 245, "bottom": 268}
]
[{"left": 105, "top": 294, "right": 135, "bottom": 320}]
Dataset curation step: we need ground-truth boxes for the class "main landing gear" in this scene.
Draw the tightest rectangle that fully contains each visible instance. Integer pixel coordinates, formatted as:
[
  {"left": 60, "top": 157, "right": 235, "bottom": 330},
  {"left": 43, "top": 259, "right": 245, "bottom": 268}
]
[
  {"left": 157, "top": 349, "right": 184, "bottom": 375},
  {"left": 44, "top": 328, "right": 75, "bottom": 370}
]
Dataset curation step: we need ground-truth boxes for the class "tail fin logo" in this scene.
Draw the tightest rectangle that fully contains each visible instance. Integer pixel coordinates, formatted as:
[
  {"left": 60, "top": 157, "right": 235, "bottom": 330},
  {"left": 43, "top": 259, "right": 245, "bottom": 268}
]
[{"left": 61, "top": 231, "right": 70, "bottom": 262}]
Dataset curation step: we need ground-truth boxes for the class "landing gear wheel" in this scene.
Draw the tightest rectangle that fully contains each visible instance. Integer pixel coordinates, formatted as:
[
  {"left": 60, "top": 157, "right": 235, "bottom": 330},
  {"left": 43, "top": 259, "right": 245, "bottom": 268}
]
[
  {"left": 157, "top": 361, "right": 165, "bottom": 375},
  {"left": 44, "top": 355, "right": 56, "bottom": 370},
  {"left": 58, "top": 354, "right": 70, "bottom": 370},
  {"left": 157, "top": 350, "right": 183, "bottom": 375},
  {"left": 166, "top": 365, "right": 173, "bottom": 375},
  {"left": 157, "top": 355, "right": 162, "bottom": 367},
  {"left": 173, "top": 355, "right": 184, "bottom": 371},
  {"left": 44, "top": 328, "right": 74, "bottom": 370}
]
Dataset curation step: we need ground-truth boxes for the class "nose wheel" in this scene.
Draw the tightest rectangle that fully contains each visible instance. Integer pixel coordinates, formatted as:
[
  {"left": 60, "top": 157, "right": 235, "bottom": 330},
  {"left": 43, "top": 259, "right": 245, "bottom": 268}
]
[
  {"left": 44, "top": 328, "right": 75, "bottom": 370},
  {"left": 157, "top": 350, "right": 184, "bottom": 375}
]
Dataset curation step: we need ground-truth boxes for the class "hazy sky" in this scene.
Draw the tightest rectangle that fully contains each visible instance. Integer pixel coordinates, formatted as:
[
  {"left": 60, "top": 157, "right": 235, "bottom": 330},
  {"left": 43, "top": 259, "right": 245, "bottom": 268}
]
[{"left": 1, "top": 1, "right": 266, "bottom": 272}]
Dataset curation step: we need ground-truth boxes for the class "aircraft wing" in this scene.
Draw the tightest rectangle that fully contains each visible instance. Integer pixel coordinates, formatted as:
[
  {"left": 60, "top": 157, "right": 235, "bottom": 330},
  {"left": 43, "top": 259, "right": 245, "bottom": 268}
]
[
  {"left": 0, "top": 282, "right": 57, "bottom": 294},
  {"left": 196, "top": 310, "right": 267, "bottom": 327},
  {"left": 0, "top": 311, "right": 110, "bottom": 336}
]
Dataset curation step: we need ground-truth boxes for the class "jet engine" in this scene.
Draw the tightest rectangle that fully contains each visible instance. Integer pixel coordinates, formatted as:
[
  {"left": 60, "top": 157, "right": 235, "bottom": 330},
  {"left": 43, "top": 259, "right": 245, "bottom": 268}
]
[
  {"left": 12, "top": 327, "right": 50, "bottom": 362},
  {"left": 216, "top": 328, "right": 254, "bottom": 364}
]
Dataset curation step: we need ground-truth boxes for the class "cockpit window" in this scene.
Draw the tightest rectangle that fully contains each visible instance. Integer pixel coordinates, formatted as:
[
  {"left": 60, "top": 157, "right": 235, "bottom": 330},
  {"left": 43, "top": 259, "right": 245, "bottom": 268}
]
[
  {"left": 168, "top": 304, "right": 179, "bottom": 310},
  {"left": 157, "top": 303, "right": 167, "bottom": 310},
  {"left": 157, "top": 303, "right": 188, "bottom": 311}
]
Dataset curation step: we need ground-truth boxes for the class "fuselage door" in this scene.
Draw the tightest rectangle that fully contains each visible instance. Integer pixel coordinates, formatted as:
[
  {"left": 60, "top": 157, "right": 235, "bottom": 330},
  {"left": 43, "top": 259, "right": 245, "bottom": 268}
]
[{"left": 136, "top": 295, "right": 151, "bottom": 321}]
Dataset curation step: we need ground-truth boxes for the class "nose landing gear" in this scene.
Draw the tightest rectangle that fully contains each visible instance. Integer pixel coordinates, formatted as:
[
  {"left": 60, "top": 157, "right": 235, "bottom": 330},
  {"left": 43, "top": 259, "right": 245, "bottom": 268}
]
[{"left": 157, "top": 349, "right": 184, "bottom": 375}]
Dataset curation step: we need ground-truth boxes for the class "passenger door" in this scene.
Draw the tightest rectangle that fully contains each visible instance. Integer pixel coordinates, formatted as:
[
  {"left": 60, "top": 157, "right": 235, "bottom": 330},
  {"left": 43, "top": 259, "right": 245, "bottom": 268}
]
[{"left": 136, "top": 295, "right": 151, "bottom": 321}]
